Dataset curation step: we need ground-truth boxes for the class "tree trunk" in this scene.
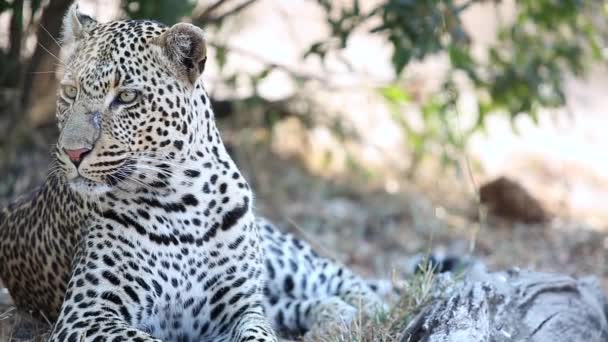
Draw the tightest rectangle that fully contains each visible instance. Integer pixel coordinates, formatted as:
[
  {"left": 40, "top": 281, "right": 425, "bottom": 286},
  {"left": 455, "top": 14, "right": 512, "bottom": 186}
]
[
  {"left": 403, "top": 267, "right": 608, "bottom": 342},
  {"left": 22, "top": 0, "right": 73, "bottom": 127}
]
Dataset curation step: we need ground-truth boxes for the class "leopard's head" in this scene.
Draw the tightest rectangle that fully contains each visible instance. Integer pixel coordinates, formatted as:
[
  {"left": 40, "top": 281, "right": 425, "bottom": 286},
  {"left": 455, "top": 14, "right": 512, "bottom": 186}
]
[{"left": 56, "top": 3, "right": 210, "bottom": 196}]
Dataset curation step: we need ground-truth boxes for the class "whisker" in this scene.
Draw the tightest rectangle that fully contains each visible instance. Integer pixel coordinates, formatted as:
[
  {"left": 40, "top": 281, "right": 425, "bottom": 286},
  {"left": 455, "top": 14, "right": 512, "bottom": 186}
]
[
  {"left": 121, "top": 164, "right": 171, "bottom": 189},
  {"left": 126, "top": 154, "right": 191, "bottom": 171},
  {"left": 37, "top": 42, "right": 71, "bottom": 72},
  {"left": 107, "top": 174, "right": 130, "bottom": 193},
  {"left": 124, "top": 159, "right": 180, "bottom": 176},
  {"left": 118, "top": 170, "right": 161, "bottom": 194},
  {"left": 28, "top": 71, "right": 60, "bottom": 74},
  {"left": 124, "top": 150, "right": 186, "bottom": 160},
  {"left": 125, "top": 177, "right": 158, "bottom": 193},
  {"left": 39, "top": 24, "right": 62, "bottom": 49},
  {"left": 113, "top": 163, "right": 160, "bottom": 187},
  {"left": 46, "top": 163, "right": 63, "bottom": 183},
  {"left": 131, "top": 164, "right": 175, "bottom": 177}
]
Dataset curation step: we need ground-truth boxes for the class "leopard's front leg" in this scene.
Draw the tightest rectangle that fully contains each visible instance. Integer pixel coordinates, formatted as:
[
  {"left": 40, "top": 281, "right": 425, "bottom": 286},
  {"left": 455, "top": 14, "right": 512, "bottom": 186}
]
[
  {"left": 49, "top": 227, "right": 161, "bottom": 342},
  {"left": 50, "top": 316, "right": 162, "bottom": 342},
  {"left": 228, "top": 307, "right": 278, "bottom": 342}
]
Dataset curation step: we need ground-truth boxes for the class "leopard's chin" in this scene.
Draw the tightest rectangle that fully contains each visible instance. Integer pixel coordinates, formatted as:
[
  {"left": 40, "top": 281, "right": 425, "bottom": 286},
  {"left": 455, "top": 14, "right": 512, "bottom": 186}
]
[{"left": 68, "top": 176, "right": 113, "bottom": 197}]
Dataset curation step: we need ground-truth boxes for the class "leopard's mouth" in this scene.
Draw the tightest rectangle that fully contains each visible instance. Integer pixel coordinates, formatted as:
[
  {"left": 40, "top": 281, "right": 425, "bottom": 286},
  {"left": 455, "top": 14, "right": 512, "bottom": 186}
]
[
  {"left": 65, "top": 158, "right": 161, "bottom": 197},
  {"left": 62, "top": 155, "right": 136, "bottom": 195},
  {"left": 68, "top": 176, "right": 113, "bottom": 196}
]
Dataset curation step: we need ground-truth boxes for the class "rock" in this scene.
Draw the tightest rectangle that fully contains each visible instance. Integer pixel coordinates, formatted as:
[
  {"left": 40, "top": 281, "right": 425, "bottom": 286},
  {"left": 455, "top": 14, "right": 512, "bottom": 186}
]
[
  {"left": 403, "top": 268, "right": 608, "bottom": 342},
  {"left": 479, "top": 176, "right": 548, "bottom": 223}
]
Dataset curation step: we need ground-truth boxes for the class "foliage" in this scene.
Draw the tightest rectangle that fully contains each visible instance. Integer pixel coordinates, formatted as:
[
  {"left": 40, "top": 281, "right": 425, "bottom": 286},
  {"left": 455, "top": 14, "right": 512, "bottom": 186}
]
[{"left": 305, "top": 0, "right": 607, "bottom": 171}]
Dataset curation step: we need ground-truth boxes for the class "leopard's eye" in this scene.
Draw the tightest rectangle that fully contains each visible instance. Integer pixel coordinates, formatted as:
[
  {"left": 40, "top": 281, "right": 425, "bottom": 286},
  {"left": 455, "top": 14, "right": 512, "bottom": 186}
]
[
  {"left": 62, "top": 85, "right": 78, "bottom": 100},
  {"left": 115, "top": 90, "right": 139, "bottom": 105}
]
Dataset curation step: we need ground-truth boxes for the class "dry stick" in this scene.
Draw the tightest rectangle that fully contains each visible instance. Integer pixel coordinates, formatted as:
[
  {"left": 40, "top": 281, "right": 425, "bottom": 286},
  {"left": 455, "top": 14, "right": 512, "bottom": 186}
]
[
  {"left": 0, "top": 307, "right": 16, "bottom": 321},
  {"left": 37, "top": 310, "right": 52, "bottom": 328},
  {"left": 438, "top": 0, "right": 485, "bottom": 255},
  {"left": 454, "top": 106, "right": 484, "bottom": 254}
]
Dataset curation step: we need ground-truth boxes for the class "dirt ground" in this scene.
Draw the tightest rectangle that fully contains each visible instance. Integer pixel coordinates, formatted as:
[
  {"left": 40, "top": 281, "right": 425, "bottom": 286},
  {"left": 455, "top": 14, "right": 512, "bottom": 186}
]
[{"left": 0, "top": 119, "right": 606, "bottom": 341}]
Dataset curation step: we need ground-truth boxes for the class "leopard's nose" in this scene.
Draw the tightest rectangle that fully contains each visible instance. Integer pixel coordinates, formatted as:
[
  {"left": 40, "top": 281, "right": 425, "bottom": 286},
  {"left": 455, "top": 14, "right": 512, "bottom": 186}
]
[{"left": 64, "top": 147, "right": 92, "bottom": 167}]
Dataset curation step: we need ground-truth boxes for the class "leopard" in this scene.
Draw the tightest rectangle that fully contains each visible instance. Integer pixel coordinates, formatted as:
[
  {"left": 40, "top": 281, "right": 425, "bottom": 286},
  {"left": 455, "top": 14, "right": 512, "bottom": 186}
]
[{"left": 0, "top": 3, "right": 387, "bottom": 341}]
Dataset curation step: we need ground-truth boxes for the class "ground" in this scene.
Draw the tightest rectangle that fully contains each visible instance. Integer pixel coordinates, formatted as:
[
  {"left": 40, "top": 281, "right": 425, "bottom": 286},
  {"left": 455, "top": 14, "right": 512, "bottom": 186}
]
[{"left": 0, "top": 119, "right": 606, "bottom": 341}]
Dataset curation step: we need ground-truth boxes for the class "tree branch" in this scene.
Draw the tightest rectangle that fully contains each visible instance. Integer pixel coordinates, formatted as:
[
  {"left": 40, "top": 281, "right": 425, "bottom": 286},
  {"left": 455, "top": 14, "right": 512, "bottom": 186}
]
[
  {"left": 208, "top": 41, "right": 329, "bottom": 84},
  {"left": 206, "top": 0, "right": 258, "bottom": 24},
  {"left": 194, "top": 0, "right": 230, "bottom": 23}
]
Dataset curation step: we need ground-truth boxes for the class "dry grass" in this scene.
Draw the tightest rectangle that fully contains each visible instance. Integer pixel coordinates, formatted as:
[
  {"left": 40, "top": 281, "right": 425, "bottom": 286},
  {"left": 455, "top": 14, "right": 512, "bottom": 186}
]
[
  {"left": 0, "top": 305, "right": 50, "bottom": 342},
  {"left": 309, "top": 265, "right": 437, "bottom": 342}
]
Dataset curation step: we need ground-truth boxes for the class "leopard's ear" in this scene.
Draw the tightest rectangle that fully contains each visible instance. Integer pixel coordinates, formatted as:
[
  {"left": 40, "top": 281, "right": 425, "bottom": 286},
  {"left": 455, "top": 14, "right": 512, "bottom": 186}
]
[
  {"left": 61, "top": 2, "right": 97, "bottom": 45},
  {"left": 152, "top": 23, "right": 207, "bottom": 84}
]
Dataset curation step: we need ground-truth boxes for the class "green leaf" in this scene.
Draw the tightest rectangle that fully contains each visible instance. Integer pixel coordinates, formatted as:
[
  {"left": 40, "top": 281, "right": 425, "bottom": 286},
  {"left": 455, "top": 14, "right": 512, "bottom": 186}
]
[
  {"left": 215, "top": 44, "right": 228, "bottom": 71},
  {"left": 379, "top": 85, "right": 411, "bottom": 104},
  {"left": 303, "top": 42, "right": 326, "bottom": 59},
  {"left": 448, "top": 45, "right": 474, "bottom": 70},
  {"left": 392, "top": 47, "right": 411, "bottom": 75}
]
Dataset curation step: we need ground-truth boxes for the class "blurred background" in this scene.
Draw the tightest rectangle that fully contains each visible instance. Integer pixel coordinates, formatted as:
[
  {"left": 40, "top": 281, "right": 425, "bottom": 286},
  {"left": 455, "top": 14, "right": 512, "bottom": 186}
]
[{"left": 0, "top": 0, "right": 607, "bottom": 298}]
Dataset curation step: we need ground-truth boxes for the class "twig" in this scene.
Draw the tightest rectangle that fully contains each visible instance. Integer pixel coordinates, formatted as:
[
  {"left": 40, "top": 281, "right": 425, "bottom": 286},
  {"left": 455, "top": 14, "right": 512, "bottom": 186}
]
[
  {"left": 206, "top": 0, "right": 259, "bottom": 24},
  {"left": 453, "top": 105, "right": 484, "bottom": 254},
  {"left": 0, "top": 306, "right": 16, "bottom": 321},
  {"left": 38, "top": 309, "right": 53, "bottom": 327},
  {"left": 193, "top": 0, "right": 230, "bottom": 21},
  {"left": 439, "top": 0, "right": 484, "bottom": 254},
  {"left": 454, "top": 0, "right": 485, "bottom": 14},
  {"left": 194, "top": 0, "right": 258, "bottom": 25},
  {"left": 208, "top": 40, "right": 330, "bottom": 84}
]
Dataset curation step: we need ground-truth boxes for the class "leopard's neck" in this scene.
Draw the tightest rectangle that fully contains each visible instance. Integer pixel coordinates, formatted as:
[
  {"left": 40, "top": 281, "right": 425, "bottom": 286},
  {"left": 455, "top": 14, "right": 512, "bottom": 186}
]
[{"left": 93, "top": 147, "right": 254, "bottom": 244}]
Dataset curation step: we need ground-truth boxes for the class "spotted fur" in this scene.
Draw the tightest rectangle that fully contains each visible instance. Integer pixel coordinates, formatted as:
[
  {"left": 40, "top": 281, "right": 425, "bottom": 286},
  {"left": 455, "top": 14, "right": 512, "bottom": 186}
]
[
  {"left": 0, "top": 3, "right": 385, "bottom": 341},
  {"left": 0, "top": 176, "right": 88, "bottom": 321}
]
